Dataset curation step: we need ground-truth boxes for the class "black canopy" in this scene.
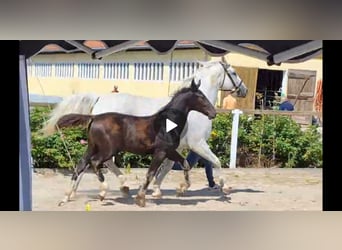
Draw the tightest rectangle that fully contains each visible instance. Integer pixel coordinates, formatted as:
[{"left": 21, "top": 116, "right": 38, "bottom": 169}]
[{"left": 19, "top": 40, "right": 322, "bottom": 66}]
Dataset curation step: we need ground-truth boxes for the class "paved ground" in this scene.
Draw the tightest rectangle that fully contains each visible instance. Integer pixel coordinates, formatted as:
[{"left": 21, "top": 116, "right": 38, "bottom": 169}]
[{"left": 32, "top": 168, "right": 322, "bottom": 211}]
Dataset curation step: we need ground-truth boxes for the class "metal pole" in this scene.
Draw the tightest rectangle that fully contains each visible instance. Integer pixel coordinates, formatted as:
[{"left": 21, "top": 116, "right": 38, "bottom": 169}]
[
  {"left": 272, "top": 40, "right": 322, "bottom": 65},
  {"left": 230, "top": 109, "right": 243, "bottom": 168},
  {"left": 19, "top": 55, "right": 32, "bottom": 211},
  {"left": 92, "top": 40, "right": 143, "bottom": 59},
  {"left": 198, "top": 40, "right": 270, "bottom": 62}
]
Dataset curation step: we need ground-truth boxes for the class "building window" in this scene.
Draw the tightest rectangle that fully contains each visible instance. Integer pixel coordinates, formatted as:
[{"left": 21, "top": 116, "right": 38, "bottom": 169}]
[
  {"left": 169, "top": 62, "right": 199, "bottom": 82},
  {"left": 34, "top": 63, "right": 53, "bottom": 77},
  {"left": 27, "top": 62, "right": 33, "bottom": 76},
  {"left": 55, "top": 63, "right": 74, "bottom": 78},
  {"left": 104, "top": 62, "right": 129, "bottom": 80},
  {"left": 78, "top": 63, "right": 100, "bottom": 79},
  {"left": 134, "top": 62, "right": 164, "bottom": 81}
]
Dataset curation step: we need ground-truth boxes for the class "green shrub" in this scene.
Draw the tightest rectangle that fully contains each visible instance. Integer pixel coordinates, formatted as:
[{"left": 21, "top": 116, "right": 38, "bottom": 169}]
[
  {"left": 30, "top": 107, "right": 87, "bottom": 169},
  {"left": 209, "top": 113, "right": 322, "bottom": 168}
]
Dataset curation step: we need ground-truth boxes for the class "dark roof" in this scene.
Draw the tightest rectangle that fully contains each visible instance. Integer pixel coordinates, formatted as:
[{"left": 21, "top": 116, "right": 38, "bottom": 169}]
[{"left": 19, "top": 40, "right": 322, "bottom": 66}]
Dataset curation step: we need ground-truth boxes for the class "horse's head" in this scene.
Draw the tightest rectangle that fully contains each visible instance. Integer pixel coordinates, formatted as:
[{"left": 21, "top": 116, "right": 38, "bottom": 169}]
[
  {"left": 218, "top": 61, "right": 248, "bottom": 97},
  {"left": 187, "top": 79, "right": 217, "bottom": 119}
]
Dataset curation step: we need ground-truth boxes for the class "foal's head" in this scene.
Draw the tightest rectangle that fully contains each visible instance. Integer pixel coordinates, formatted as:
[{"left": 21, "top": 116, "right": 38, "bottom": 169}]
[{"left": 171, "top": 79, "right": 217, "bottom": 119}]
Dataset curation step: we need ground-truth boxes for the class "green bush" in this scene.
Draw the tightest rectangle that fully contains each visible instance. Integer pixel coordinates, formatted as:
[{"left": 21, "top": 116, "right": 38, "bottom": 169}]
[
  {"left": 209, "top": 113, "right": 322, "bottom": 168},
  {"left": 30, "top": 107, "right": 322, "bottom": 169},
  {"left": 30, "top": 107, "right": 88, "bottom": 169}
]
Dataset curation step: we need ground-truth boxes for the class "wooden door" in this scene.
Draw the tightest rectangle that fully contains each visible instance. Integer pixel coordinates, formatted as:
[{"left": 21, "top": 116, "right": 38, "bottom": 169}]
[
  {"left": 287, "top": 69, "right": 317, "bottom": 111},
  {"left": 286, "top": 69, "right": 317, "bottom": 125}
]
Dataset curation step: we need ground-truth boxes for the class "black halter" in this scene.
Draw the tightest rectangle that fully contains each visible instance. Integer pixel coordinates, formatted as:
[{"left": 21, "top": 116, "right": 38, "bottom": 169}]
[{"left": 219, "top": 62, "right": 243, "bottom": 94}]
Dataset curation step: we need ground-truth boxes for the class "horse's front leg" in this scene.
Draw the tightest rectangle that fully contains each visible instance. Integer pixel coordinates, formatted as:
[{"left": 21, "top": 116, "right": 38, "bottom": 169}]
[
  {"left": 151, "top": 159, "right": 173, "bottom": 198},
  {"left": 191, "top": 140, "right": 231, "bottom": 194},
  {"left": 166, "top": 150, "right": 191, "bottom": 196},
  {"left": 103, "top": 157, "right": 130, "bottom": 198},
  {"left": 135, "top": 150, "right": 166, "bottom": 207}
]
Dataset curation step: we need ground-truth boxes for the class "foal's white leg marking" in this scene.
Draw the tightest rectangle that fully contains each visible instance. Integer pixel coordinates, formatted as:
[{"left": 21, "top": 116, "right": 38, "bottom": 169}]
[
  {"left": 105, "top": 159, "right": 129, "bottom": 197},
  {"left": 98, "top": 181, "right": 109, "bottom": 200},
  {"left": 59, "top": 179, "right": 79, "bottom": 206},
  {"left": 152, "top": 159, "right": 174, "bottom": 198}
]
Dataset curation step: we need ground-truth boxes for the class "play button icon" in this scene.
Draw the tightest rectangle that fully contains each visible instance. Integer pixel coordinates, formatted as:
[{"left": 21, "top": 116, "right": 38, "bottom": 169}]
[
  {"left": 166, "top": 118, "right": 177, "bottom": 133},
  {"left": 153, "top": 108, "right": 188, "bottom": 147}
]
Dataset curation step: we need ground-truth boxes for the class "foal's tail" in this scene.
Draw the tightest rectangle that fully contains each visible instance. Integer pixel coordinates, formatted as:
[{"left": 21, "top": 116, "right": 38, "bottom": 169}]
[
  {"left": 56, "top": 114, "right": 94, "bottom": 130},
  {"left": 40, "top": 93, "right": 99, "bottom": 136}
]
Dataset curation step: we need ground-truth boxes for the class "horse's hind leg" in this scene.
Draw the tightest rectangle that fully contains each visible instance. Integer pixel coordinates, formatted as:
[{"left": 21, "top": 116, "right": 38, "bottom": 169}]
[
  {"left": 94, "top": 166, "right": 108, "bottom": 201},
  {"left": 58, "top": 157, "right": 90, "bottom": 206}
]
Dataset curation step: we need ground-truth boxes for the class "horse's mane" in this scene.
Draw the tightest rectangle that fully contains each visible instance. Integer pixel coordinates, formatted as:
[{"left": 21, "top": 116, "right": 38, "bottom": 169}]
[
  {"left": 155, "top": 60, "right": 225, "bottom": 114},
  {"left": 179, "top": 60, "right": 226, "bottom": 86},
  {"left": 157, "top": 86, "right": 193, "bottom": 114}
]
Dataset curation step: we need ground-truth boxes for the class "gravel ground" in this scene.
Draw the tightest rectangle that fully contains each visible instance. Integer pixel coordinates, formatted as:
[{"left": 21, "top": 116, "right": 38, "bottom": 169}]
[{"left": 32, "top": 168, "right": 322, "bottom": 211}]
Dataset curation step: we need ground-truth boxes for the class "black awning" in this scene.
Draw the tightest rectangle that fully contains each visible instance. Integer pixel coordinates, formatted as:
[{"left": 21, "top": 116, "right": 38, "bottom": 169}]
[{"left": 19, "top": 40, "right": 322, "bottom": 66}]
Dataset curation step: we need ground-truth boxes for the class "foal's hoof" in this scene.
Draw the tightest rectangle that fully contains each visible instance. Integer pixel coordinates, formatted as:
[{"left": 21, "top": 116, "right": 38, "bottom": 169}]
[
  {"left": 98, "top": 194, "right": 105, "bottom": 201},
  {"left": 175, "top": 189, "right": 184, "bottom": 197},
  {"left": 152, "top": 190, "right": 162, "bottom": 198},
  {"left": 135, "top": 195, "right": 146, "bottom": 207},
  {"left": 120, "top": 186, "right": 130, "bottom": 197},
  {"left": 222, "top": 186, "right": 233, "bottom": 194},
  {"left": 58, "top": 201, "right": 65, "bottom": 206}
]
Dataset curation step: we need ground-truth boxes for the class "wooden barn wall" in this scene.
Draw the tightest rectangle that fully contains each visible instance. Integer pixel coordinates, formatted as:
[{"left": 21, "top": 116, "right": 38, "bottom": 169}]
[{"left": 220, "top": 66, "right": 258, "bottom": 109}]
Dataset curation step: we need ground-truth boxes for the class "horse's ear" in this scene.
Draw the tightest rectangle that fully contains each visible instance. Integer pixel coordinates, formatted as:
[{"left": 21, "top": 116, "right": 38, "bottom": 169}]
[{"left": 190, "top": 79, "right": 201, "bottom": 91}]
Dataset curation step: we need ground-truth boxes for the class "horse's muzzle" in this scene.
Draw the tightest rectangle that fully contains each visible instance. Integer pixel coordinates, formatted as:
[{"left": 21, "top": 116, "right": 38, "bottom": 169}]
[{"left": 208, "top": 111, "right": 217, "bottom": 120}]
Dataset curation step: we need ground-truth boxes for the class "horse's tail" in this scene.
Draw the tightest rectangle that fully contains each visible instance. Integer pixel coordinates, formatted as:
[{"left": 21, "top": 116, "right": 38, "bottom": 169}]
[
  {"left": 40, "top": 93, "right": 99, "bottom": 136},
  {"left": 56, "top": 114, "right": 94, "bottom": 129}
]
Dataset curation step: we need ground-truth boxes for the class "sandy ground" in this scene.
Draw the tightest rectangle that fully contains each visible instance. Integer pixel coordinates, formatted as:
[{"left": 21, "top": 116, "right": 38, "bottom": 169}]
[{"left": 32, "top": 168, "right": 322, "bottom": 211}]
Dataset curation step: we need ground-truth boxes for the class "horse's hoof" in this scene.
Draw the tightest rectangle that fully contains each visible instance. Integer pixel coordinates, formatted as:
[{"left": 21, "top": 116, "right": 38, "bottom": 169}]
[
  {"left": 135, "top": 195, "right": 146, "bottom": 207},
  {"left": 120, "top": 186, "right": 130, "bottom": 197},
  {"left": 151, "top": 190, "right": 162, "bottom": 198},
  {"left": 58, "top": 201, "right": 65, "bottom": 206},
  {"left": 69, "top": 191, "right": 76, "bottom": 199},
  {"left": 98, "top": 194, "right": 105, "bottom": 201},
  {"left": 175, "top": 188, "right": 185, "bottom": 197},
  {"left": 222, "top": 186, "right": 233, "bottom": 194},
  {"left": 181, "top": 182, "right": 190, "bottom": 189}
]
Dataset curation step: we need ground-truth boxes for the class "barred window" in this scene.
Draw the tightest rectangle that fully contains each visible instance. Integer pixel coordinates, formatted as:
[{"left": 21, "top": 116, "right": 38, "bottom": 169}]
[
  {"left": 34, "top": 63, "right": 53, "bottom": 77},
  {"left": 27, "top": 62, "right": 33, "bottom": 76},
  {"left": 55, "top": 63, "right": 74, "bottom": 78},
  {"left": 134, "top": 62, "right": 164, "bottom": 81},
  {"left": 103, "top": 62, "right": 129, "bottom": 80},
  {"left": 169, "top": 62, "right": 199, "bottom": 82},
  {"left": 78, "top": 63, "right": 100, "bottom": 79}
]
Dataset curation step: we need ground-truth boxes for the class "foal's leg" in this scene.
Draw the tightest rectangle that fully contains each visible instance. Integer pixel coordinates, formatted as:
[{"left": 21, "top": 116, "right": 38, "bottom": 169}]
[
  {"left": 103, "top": 157, "right": 130, "bottom": 197},
  {"left": 135, "top": 150, "right": 167, "bottom": 207},
  {"left": 152, "top": 148, "right": 198, "bottom": 198},
  {"left": 151, "top": 159, "right": 174, "bottom": 198},
  {"left": 166, "top": 150, "right": 192, "bottom": 196},
  {"left": 91, "top": 160, "right": 109, "bottom": 201},
  {"left": 58, "top": 157, "right": 90, "bottom": 206}
]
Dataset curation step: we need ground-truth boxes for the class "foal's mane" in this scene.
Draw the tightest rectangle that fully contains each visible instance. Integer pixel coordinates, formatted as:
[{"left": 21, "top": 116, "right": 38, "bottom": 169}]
[{"left": 157, "top": 86, "right": 194, "bottom": 114}]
